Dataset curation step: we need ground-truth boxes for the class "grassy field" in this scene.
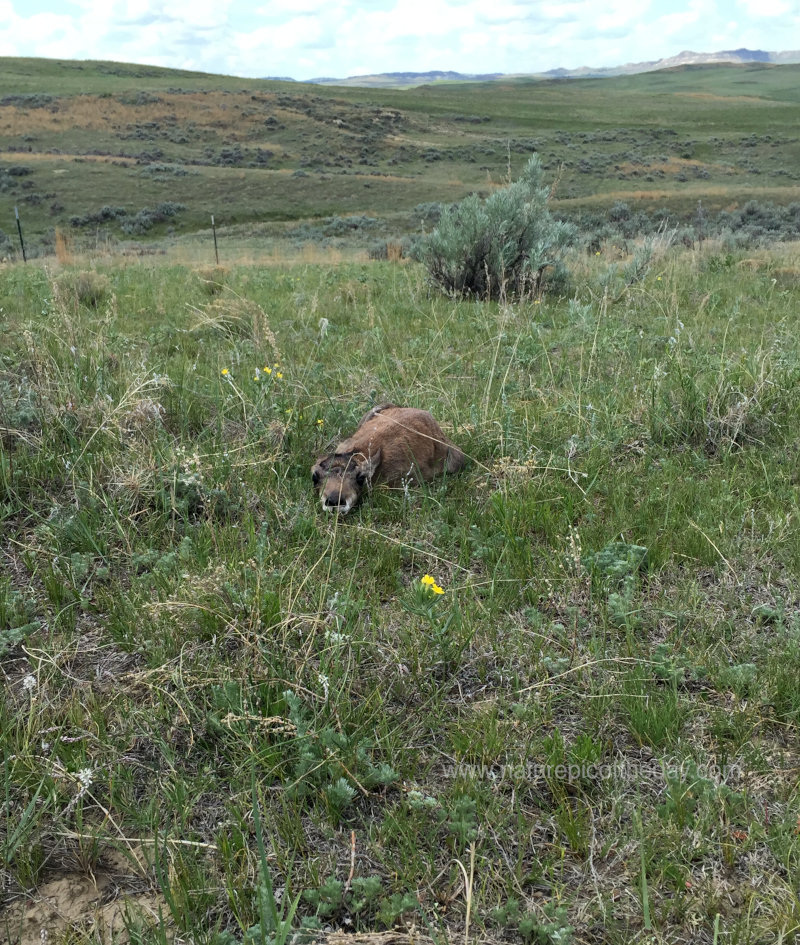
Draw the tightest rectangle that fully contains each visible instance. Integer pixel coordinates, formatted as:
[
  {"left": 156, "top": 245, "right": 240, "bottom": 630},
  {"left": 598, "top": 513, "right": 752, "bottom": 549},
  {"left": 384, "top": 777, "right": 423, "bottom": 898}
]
[
  {"left": 1, "top": 58, "right": 800, "bottom": 256},
  {"left": 2, "top": 234, "right": 800, "bottom": 944}
]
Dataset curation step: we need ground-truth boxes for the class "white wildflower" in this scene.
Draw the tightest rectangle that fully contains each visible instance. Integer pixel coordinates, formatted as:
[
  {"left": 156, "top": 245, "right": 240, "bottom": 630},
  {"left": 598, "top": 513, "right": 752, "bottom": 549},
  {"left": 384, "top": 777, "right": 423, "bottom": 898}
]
[
  {"left": 22, "top": 674, "right": 37, "bottom": 693},
  {"left": 566, "top": 434, "right": 578, "bottom": 459}
]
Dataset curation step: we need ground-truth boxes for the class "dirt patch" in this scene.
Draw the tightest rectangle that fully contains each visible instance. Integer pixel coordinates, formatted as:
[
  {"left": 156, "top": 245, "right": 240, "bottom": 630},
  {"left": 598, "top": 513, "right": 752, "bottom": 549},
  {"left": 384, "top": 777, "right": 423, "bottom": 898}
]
[
  {"left": 2, "top": 874, "right": 435, "bottom": 945},
  {"left": 2, "top": 862, "right": 164, "bottom": 945}
]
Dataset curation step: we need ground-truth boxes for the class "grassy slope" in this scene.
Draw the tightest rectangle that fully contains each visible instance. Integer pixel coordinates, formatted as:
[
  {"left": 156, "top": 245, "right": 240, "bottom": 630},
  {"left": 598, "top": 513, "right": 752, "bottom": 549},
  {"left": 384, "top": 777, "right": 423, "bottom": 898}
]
[
  {"left": 2, "top": 240, "right": 800, "bottom": 943},
  {"left": 1, "top": 59, "right": 799, "bottom": 251}
]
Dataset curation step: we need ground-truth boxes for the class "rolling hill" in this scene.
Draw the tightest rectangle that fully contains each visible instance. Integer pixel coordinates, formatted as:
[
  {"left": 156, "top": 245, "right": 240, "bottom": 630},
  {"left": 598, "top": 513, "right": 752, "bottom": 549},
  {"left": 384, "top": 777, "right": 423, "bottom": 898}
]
[{"left": 1, "top": 55, "right": 799, "bottom": 257}]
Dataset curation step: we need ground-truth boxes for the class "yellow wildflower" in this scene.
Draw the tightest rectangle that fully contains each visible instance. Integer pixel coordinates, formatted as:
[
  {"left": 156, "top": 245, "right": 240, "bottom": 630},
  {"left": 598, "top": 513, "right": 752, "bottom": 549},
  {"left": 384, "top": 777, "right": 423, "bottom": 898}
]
[
  {"left": 221, "top": 368, "right": 229, "bottom": 376},
  {"left": 421, "top": 574, "right": 445, "bottom": 594},
  {"left": 276, "top": 371, "right": 284, "bottom": 379},
  {"left": 264, "top": 366, "right": 272, "bottom": 374}
]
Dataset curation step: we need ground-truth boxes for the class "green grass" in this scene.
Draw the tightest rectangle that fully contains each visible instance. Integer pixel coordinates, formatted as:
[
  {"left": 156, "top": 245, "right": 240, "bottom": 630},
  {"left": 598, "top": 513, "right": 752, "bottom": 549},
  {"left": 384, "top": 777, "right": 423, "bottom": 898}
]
[
  {"left": 1, "top": 57, "right": 800, "bottom": 254},
  {"left": 2, "top": 238, "right": 800, "bottom": 943}
]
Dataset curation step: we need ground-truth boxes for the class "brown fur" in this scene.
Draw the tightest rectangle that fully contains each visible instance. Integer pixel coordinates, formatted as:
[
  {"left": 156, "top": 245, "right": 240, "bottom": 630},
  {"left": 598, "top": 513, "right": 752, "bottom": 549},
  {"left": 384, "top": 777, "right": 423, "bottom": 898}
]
[{"left": 312, "top": 404, "right": 465, "bottom": 514}]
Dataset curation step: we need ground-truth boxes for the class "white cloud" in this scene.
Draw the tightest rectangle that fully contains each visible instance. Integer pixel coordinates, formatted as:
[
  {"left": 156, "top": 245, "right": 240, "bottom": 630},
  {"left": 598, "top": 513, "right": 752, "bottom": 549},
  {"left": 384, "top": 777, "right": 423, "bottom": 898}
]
[
  {"left": 736, "top": 0, "right": 792, "bottom": 15},
  {"left": 3, "top": 0, "right": 798, "bottom": 80},
  {"left": 256, "top": 0, "right": 343, "bottom": 14}
]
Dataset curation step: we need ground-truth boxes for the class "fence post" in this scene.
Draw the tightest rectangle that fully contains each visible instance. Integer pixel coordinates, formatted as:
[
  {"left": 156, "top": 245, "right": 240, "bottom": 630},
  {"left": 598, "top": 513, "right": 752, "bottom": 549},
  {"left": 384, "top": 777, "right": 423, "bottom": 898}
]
[
  {"left": 211, "top": 215, "right": 219, "bottom": 265},
  {"left": 14, "top": 207, "right": 26, "bottom": 263}
]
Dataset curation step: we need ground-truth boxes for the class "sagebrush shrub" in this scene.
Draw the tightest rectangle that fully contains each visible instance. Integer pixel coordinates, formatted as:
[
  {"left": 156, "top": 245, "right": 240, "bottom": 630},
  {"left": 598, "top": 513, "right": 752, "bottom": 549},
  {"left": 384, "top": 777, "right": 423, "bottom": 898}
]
[{"left": 414, "top": 154, "right": 575, "bottom": 300}]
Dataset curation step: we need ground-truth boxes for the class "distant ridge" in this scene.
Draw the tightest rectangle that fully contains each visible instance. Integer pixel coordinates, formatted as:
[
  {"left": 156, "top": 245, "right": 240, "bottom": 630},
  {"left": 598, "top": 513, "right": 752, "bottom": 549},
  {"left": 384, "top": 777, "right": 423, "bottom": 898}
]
[
  {"left": 308, "top": 69, "right": 503, "bottom": 88},
  {"left": 543, "top": 47, "right": 799, "bottom": 78},
  {"left": 308, "top": 48, "right": 800, "bottom": 87}
]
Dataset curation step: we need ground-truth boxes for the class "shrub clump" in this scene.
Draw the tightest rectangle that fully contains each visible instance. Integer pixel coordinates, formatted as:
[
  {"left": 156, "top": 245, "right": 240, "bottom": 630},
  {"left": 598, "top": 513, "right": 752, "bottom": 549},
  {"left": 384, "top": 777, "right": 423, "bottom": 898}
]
[
  {"left": 138, "top": 163, "right": 191, "bottom": 178},
  {"left": 414, "top": 154, "right": 575, "bottom": 300},
  {"left": 69, "top": 202, "right": 185, "bottom": 234},
  {"left": 120, "top": 201, "right": 185, "bottom": 235},
  {"left": 54, "top": 269, "right": 112, "bottom": 309},
  {"left": 69, "top": 206, "right": 127, "bottom": 228},
  {"left": 0, "top": 94, "right": 56, "bottom": 109},
  {"left": 564, "top": 200, "right": 800, "bottom": 251}
]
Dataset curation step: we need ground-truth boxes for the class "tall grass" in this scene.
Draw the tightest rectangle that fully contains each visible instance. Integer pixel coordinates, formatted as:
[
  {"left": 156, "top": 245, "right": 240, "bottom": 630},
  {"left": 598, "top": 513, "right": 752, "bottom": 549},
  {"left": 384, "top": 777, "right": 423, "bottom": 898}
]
[{"left": 2, "top": 241, "right": 800, "bottom": 944}]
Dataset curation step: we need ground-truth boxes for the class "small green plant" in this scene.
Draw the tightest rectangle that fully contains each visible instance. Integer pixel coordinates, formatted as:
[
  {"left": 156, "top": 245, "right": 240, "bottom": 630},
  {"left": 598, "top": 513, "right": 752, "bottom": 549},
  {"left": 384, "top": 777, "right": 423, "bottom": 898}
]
[
  {"left": 0, "top": 378, "right": 40, "bottom": 434},
  {"left": 442, "top": 794, "right": 479, "bottom": 847},
  {"left": 584, "top": 541, "right": 648, "bottom": 631},
  {"left": 652, "top": 642, "right": 706, "bottom": 685},
  {"left": 302, "top": 875, "right": 343, "bottom": 918},
  {"left": 583, "top": 541, "right": 648, "bottom": 586},
  {"left": 401, "top": 573, "right": 470, "bottom": 671},
  {"left": 606, "top": 576, "right": 639, "bottom": 630},
  {"left": 283, "top": 691, "right": 397, "bottom": 823},
  {"left": 376, "top": 892, "right": 419, "bottom": 928},
  {"left": 658, "top": 759, "right": 744, "bottom": 830},
  {"left": 0, "top": 578, "right": 39, "bottom": 654},
  {"left": 302, "top": 874, "right": 384, "bottom": 925},
  {"left": 492, "top": 898, "right": 574, "bottom": 944}
]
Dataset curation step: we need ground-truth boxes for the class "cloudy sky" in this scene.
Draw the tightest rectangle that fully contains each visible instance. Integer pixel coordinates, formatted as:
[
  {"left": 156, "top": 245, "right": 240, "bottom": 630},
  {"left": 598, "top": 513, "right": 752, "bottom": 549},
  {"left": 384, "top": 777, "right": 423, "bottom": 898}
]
[{"left": 0, "top": 0, "right": 796, "bottom": 80}]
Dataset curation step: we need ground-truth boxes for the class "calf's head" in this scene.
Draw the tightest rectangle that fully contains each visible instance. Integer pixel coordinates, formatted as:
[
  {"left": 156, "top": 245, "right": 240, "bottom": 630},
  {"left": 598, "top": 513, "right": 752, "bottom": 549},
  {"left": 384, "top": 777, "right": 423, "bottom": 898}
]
[{"left": 311, "top": 450, "right": 381, "bottom": 514}]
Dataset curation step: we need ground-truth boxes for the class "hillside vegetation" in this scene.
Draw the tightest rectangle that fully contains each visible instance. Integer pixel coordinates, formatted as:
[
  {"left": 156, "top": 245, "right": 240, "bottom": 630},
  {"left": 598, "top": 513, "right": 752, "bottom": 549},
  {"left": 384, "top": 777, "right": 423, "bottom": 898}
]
[{"left": 0, "top": 58, "right": 799, "bottom": 256}]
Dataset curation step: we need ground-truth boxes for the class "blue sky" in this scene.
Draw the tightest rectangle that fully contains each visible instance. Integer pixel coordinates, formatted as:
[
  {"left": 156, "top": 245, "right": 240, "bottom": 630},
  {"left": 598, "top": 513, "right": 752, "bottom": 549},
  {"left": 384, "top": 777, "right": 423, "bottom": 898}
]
[{"left": 0, "top": 0, "right": 797, "bottom": 80}]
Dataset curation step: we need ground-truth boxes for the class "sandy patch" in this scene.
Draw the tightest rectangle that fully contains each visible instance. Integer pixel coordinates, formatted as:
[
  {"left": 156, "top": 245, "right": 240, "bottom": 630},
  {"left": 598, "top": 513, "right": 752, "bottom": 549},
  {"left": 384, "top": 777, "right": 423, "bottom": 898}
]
[{"left": 2, "top": 857, "right": 164, "bottom": 945}]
